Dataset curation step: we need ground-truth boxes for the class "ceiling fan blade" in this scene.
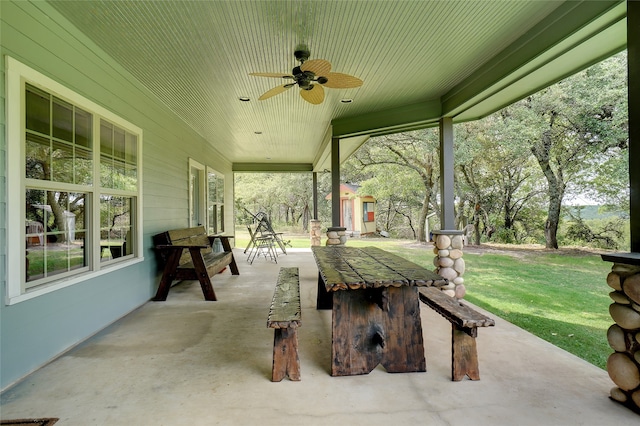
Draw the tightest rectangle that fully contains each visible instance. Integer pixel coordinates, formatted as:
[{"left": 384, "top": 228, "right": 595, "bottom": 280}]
[
  {"left": 300, "top": 84, "right": 324, "bottom": 105},
  {"left": 258, "top": 84, "right": 295, "bottom": 100},
  {"left": 300, "top": 59, "right": 332, "bottom": 76},
  {"left": 321, "top": 72, "right": 363, "bottom": 88},
  {"left": 249, "top": 72, "right": 294, "bottom": 79}
]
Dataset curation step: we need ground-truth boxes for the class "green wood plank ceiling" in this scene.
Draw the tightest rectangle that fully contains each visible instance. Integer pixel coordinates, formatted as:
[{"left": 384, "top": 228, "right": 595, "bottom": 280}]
[{"left": 45, "top": 0, "right": 627, "bottom": 172}]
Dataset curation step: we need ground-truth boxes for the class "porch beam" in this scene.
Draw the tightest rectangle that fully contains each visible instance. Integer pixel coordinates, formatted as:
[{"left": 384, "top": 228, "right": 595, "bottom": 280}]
[
  {"left": 313, "top": 172, "right": 318, "bottom": 220},
  {"left": 630, "top": 0, "right": 640, "bottom": 252},
  {"left": 439, "top": 117, "right": 456, "bottom": 230},
  {"left": 331, "top": 137, "right": 341, "bottom": 227},
  {"left": 232, "top": 163, "right": 313, "bottom": 172}
]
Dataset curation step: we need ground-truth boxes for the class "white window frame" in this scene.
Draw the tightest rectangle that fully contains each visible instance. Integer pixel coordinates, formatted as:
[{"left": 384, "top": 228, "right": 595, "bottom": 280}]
[
  {"left": 206, "top": 166, "right": 225, "bottom": 235},
  {"left": 6, "top": 56, "right": 144, "bottom": 305},
  {"left": 188, "top": 158, "right": 206, "bottom": 228},
  {"left": 188, "top": 159, "right": 225, "bottom": 234}
]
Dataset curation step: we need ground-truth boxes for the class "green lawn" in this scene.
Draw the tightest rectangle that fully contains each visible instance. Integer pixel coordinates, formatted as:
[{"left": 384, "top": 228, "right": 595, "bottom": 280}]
[{"left": 236, "top": 229, "right": 613, "bottom": 369}]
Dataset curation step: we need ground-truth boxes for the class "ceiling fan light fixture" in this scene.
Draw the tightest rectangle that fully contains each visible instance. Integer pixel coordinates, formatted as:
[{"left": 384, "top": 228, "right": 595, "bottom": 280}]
[
  {"left": 239, "top": 97, "right": 251, "bottom": 102},
  {"left": 340, "top": 98, "right": 353, "bottom": 104},
  {"left": 249, "top": 48, "right": 362, "bottom": 104}
]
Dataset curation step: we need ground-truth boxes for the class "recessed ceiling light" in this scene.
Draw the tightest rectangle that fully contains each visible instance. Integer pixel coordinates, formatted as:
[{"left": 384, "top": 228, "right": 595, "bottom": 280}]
[
  {"left": 340, "top": 98, "right": 353, "bottom": 104},
  {"left": 239, "top": 97, "right": 251, "bottom": 102}
]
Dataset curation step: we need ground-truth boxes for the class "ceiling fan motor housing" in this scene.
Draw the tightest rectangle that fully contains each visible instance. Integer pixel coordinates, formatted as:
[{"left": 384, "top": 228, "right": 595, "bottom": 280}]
[
  {"left": 294, "top": 48, "right": 310, "bottom": 63},
  {"left": 293, "top": 67, "right": 316, "bottom": 89}
]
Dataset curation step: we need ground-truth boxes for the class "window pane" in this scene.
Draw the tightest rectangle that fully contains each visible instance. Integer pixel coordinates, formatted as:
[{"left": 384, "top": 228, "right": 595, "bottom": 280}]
[
  {"left": 75, "top": 108, "right": 92, "bottom": 148},
  {"left": 125, "top": 165, "right": 137, "bottom": 191},
  {"left": 113, "top": 127, "right": 126, "bottom": 160},
  {"left": 100, "top": 195, "right": 132, "bottom": 262},
  {"left": 209, "top": 204, "right": 217, "bottom": 234},
  {"left": 26, "top": 85, "right": 50, "bottom": 135},
  {"left": 125, "top": 133, "right": 137, "bottom": 163},
  {"left": 114, "top": 159, "right": 126, "bottom": 190},
  {"left": 75, "top": 148, "right": 93, "bottom": 185},
  {"left": 208, "top": 172, "right": 217, "bottom": 203},
  {"left": 100, "top": 121, "right": 113, "bottom": 156},
  {"left": 101, "top": 157, "right": 114, "bottom": 188},
  {"left": 217, "top": 178, "right": 224, "bottom": 204},
  {"left": 25, "top": 189, "right": 88, "bottom": 284},
  {"left": 26, "top": 133, "right": 50, "bottom": 180},
  {"left": 52, "top": 97, "right": 73, "bottom": 142},
  {"left": 51, "top": 140, "right": 73, "bottom": 183}
]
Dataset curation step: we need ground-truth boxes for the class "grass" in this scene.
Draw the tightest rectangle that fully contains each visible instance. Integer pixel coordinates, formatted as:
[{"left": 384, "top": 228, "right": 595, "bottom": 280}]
[
  {"left": 235, "top": 228, "right": 613, "bottom": 369},
  {"left": 461, "top": 251, "right": 612, "bottom": 370}
]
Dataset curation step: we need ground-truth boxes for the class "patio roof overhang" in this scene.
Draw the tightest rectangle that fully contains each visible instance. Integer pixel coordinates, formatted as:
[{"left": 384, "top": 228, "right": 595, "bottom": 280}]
[{"left": 45, "top": 0, "right": 627, "bottom": 173}]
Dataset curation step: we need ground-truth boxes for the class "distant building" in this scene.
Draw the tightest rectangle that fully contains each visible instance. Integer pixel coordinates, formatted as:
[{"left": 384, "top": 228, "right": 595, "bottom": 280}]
[{"left": 326, "top": 183, "right": 376, "bottom": 236}]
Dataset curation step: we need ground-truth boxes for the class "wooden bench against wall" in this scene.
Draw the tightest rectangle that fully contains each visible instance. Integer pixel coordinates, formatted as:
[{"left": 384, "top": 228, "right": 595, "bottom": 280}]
[
  {"left": 153, "top": 226, "right": 239, "bottom": 301},
  {"left": 418, "top": 286, "right": 495, "bottom": 381},
  {"left": 267, "top": 267, "right": 301, "bottom": 382}
]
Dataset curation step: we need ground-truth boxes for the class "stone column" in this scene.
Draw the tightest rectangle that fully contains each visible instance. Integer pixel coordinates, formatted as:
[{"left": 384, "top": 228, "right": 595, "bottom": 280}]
[
  {"left": 326, "top": 226, "right": 347, "bottom": 246},
  {"left": 310, "top": 219, "right": 322, "bottom": 247},
  {"left": 601, "top": 254, "right": 640, "bottom": 414},
  {"left": 431, "top": 230, "right": 465, "bottom": 299}
]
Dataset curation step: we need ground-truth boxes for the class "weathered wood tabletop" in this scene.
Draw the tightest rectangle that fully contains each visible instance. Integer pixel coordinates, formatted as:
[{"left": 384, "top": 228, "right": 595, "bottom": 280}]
[
  {"left": 312, "top": 246, "right": 448, "bottom": 291},
  {"left": 311, "top": 246, "right": 448, "bottom": 376}
]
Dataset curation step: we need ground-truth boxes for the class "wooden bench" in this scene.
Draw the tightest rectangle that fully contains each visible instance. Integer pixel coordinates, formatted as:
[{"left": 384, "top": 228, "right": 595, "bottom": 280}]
[
  {"left": 153, "top": 226, "right": 239, "bottom": 301},
  {"left": 267, "top": 267, "right": 301, "bottom": 381},
  {"left": 418, "top": 286, "right": 495, "bottom": 381}
]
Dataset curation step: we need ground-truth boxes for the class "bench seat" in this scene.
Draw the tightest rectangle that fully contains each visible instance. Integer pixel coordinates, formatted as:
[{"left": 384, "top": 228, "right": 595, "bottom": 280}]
[
  {"left": 419, "top": 286, "right": 494, "bottom": 381},
  {"left": 268, "top": 267, "right": 301, "bottom": 381}
]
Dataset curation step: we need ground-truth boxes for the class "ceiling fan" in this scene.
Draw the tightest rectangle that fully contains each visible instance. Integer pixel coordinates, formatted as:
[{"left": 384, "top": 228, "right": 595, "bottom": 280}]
[{"left": 249, "top": 47, "right": 363, "bottom": 105}]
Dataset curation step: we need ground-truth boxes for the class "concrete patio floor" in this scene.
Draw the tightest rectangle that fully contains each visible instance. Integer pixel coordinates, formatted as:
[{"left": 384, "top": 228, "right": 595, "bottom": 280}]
[{"left": 1, "top": 248, "right": 638, "bottom": 425}]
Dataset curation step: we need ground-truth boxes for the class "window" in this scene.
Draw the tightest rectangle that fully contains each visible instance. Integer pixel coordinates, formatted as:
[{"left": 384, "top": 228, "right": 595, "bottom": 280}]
[
  {"left": 6, "top": 57, "right": 143, "bottom": 303},
  {"left": 188, "top": 159, "right": 225, "bottom": 235},
  {"left": 207, "top": 167, "right": 224, "bottom": 234},
  {"left": 363, "top": 201, "right": 375, "bottom": 222}
]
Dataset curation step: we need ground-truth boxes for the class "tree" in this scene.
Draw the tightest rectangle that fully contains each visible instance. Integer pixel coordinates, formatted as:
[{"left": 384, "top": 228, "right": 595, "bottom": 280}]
[
  {"left": 455, "top": 116, "right": 545, "bottom": 244},
  {"left": 235, "top": 172, "right": 313, "bottom": 232},
  {"left": 503, "top": 53, "right": 628, "bottom": 248},
  {"left": 350, "top": 129, "right": 440, "bottom": 242}
]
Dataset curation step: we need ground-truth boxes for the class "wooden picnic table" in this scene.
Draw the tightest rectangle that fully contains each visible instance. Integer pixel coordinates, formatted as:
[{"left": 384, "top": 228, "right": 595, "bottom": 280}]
[{"left": 311, "top": 245, "right": 448, "bottom": 376}]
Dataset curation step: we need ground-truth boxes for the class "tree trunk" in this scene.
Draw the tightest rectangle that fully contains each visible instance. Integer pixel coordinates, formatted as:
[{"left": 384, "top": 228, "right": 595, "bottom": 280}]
[
  {"left": 416, "top": 192, "right": 431, "bottom": 243},
  {"left": 302, "top": 205, "right": 309, "bottom": 232},
  {"left": 544, "top": 183, "right": 564, "bottom": 249},
  {"left": 531, "top": 125, "right": 564, "bottom": 249},
  {"left": 47, "top": 191, "right": 67, "bottom": 243}
]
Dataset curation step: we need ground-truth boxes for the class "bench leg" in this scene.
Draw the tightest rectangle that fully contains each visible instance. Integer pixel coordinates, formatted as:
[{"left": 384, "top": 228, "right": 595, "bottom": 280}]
[
  {"left": 272, "top": 327, "right": 300, "bottom": 382},
  {"left": 189, "top": 247, "right": 217, "bottom": 301},
  {"left": 153, "top": 249, "right": 183, "bottom": 301},
  {"left": 451, "top": 325, "right": 480, "bottom": 381},
  {"left": 218, "top": 238, "right": 240, "bottom": 275}
]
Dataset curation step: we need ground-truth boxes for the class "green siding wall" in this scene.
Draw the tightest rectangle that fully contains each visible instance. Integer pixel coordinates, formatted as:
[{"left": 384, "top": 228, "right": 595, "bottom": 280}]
[{"left": 0, "top": 1, "right": 233, "bottom": 390}]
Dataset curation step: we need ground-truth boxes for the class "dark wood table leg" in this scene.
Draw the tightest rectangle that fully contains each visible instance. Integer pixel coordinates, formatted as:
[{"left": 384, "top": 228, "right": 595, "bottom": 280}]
[
  {"left": 316, "top": 272, "right": 333, "bottom": 310},
  {"left": 330, "top": 286, "right": 426, "bottom": 376},
  {"left": 331, "top": 288, "right": 385, "bottom": 376},
  {"left": 380, "top": 286, "right": 426, "bottom": 373}
]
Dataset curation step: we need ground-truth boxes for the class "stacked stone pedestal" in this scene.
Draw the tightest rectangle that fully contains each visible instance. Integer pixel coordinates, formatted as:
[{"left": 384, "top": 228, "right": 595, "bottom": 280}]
[
  {"left": 310, "top": 220, "right": 322, "bottom": 247},
  {"left": 604, "top": 262, "right": 640, "bottom": 414},
  {"left": 432, "top": 230, "right": 466, "bottom": 299},
  {"left": 326, "top": 227, "right": 347, "bottom": 246}
]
